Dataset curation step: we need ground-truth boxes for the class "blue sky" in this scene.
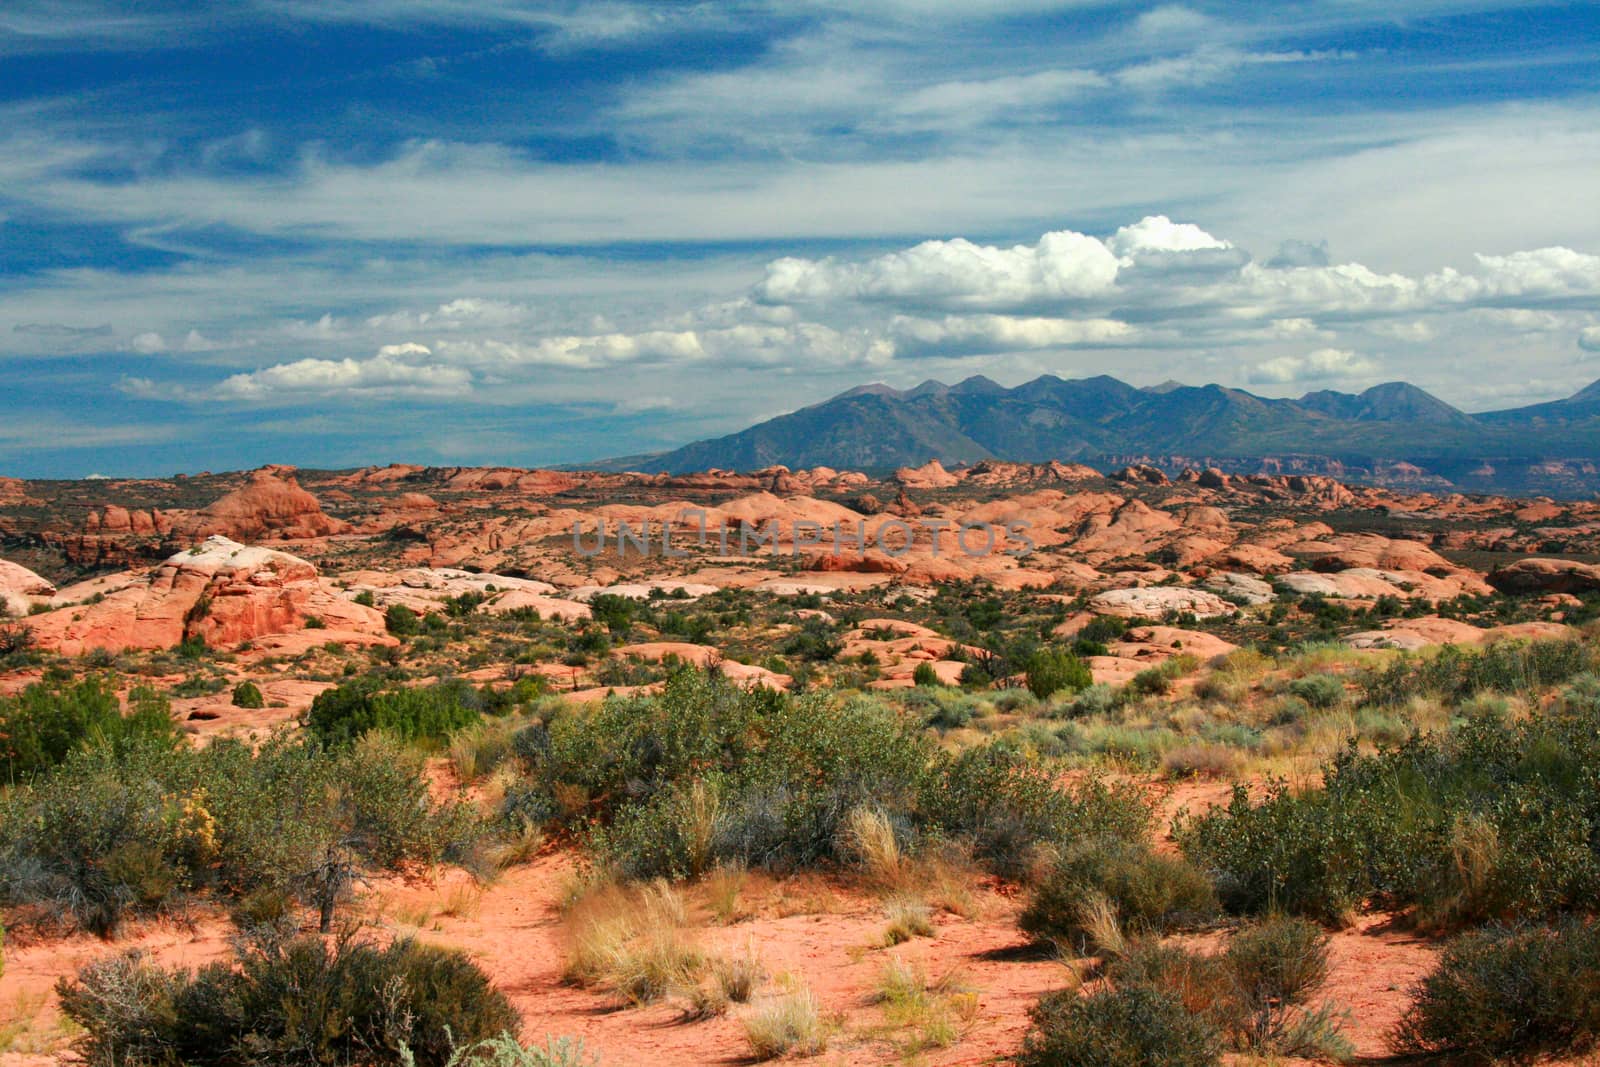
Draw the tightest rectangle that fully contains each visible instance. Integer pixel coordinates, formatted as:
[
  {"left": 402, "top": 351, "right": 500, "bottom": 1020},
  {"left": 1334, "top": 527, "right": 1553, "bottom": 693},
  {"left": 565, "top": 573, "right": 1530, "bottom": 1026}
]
[{"left": 2, "top": 1, "right": 1599, "bottom": 477}]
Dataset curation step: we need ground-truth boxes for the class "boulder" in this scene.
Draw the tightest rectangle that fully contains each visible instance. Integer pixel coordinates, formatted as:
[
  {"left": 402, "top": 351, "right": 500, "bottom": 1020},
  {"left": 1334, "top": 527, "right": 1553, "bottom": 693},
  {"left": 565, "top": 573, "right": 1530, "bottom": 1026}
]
[
  {"left": 1205, "top": 571, "right": 1275, "bottom": 606},
  {"left": 1487, "top": 557, "right": 1600, "bottom": 595},
  {"left": 177, "top": 468, "right": 349, "bottom": 541},
  {"left": 1088, "top": 586, "right": 1237, "bottom": 619},
  {"left": 1, "top": 559, "right": 56, "bottom": 617},
  {"left": 24, "top": 536, "right": 388, "bottom": 655}
]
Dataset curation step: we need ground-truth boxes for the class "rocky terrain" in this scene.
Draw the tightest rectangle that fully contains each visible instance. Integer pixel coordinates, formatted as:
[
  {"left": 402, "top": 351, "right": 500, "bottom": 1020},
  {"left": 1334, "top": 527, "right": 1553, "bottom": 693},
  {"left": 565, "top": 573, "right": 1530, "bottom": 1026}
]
[{"left": 7, "top": 460, "right": 1600, "bottom": 1066}]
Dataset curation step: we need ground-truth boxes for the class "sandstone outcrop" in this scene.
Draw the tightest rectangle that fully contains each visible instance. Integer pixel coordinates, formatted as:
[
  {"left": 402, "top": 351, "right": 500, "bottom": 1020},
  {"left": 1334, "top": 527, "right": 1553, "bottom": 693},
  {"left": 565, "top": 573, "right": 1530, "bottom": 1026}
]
[
  {"left": 176, "top": 468, "right": 349, "bottom": 542},
  {"left": 24, "top": 536, "right": 388, "bottom": 655}
]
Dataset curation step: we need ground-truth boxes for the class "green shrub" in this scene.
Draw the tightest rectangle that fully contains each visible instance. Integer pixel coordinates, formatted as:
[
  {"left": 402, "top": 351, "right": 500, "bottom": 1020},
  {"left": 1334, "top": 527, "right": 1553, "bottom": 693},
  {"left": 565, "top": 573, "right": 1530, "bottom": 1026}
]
[
  {"left": 305, "top": 678, "right": 483, "bottom": 747},
  {"left": 1395, "top": 919, "right": 1600, "bottom": 1062},
  {"left": 530, "top": 672, "right": 1145, "bottom": 883},
  {"left": 446, "top": 1034, "right": 600, "bottom": 1066},
  {"left": 1025, "top": 648, "right": 1092, "bottom": 700},
  {"left": 1182, "top": 686, "right": 1600, "bottom": 923},
  {"left": 0, "top": 732, "right": 477, "bottom": 934},
  {"left": 0, "top": 678, "right": 180, "bottom": 782},
  {"left": 231, "top": 681, "right": 265, "bottom": 709},
  {"left": 1224, "top": 915, "right": 1329, "bottom": 1006},
  {"left": 912, "top": 662, "right": 940, "bottom": 687},
  {"left": 59, "top": 931, "right": 518, "bottom": 1067},
  {"left": 924, "top": 742, "right": 1151, "bottom": 880},
  {"left": 1285, "top": 673, "right": 1344, "bottom": 710},
  {"left": 1111, "top": 924, "right": 1349, "bottom": 1062},
  {"left": 1016, "top": 986, "right": 1222, "bottom": 1067},
  {"left": 1361, "top": 639, "right": 1591, "bottom": 707},
  {"left": 1020, "top": 838, "right": 1217, "bottom": 949},
  {"left": 385, "top": 604, "right": 420, "bottom": 636}
]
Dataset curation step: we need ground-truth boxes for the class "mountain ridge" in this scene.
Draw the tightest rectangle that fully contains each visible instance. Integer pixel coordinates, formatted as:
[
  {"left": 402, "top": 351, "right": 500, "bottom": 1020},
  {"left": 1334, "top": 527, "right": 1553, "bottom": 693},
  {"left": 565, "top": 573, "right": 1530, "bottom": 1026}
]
[{"left": 579, "top": 376, "right": 1600, "bottom": 497}]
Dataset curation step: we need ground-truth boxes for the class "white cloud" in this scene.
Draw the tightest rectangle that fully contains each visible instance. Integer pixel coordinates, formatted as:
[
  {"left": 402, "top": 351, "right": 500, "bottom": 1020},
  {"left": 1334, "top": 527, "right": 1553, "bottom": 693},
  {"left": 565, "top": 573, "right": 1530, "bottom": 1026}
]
[
  {"left": 888, "top": 68, "right": 1108, "bottom": 129},
  {"left": 129, "top": 331, "right": 166, "bottom": 354},
  {"left": 757, "top": 228, "right": 1121, "bottom": 310},
  {"left": 1116, "top": 47, "right": 1352, "bottom": 91},
  {"left": 1580, "top": 326, "right": 1600, "bottom": 353},
  {"left": 890, "top": 313, "right": 1133, "bottom": 354},
  {"left": 1109, "top": 215, "right": 1231, "bottom": 258},
  {"left": 1249, "top": 347, "right": 1378, "bottom": 385},
  {"left": 213, "top": 345, "right": 472, "bottom": 402}
]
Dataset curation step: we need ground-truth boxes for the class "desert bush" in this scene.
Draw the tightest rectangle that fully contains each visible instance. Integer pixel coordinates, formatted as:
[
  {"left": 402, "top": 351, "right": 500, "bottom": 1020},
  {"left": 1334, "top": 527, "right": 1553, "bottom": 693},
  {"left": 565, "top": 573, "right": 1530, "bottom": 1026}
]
[
  {"left": 1395, "top": 918, "right": 1600, "bottom": 1062},
  {"left": 524, "top": 672, "right": 1147, "bottom": 884},
  {"left": 0, "top": 677, "right": 180, "bottom": 782},
  {"left": 1285, "top": 673, "right": 1345, "bottom": 709},
  {"left": 562, "top": 881, "right": 703, "bottom": 1005},
  {"left": 1015, "top": 985, "right": 1222, "bottom": 1067},
  {"left": 0, "top": 731, "right": 477, "bottom": 934},
  {"left": 230, "top": 681, "right": 265, "bottom": 709},
  {"left": 1020, "top": 838, "right": 1217, "bottom": 950},
  {"left": 841, "top": 806, "right": 907, "bottom": 888},
  {"left": 1054, "top": 681, "right": 1117, "bottom": 719},
  {"left": 1160, "top": 743, "right": 1240, "bottom": 780},
  {"left": 1225, "top": 915, "right": 1329, "bottom": 1006},
  {"left": 882, "top": 898, "right": 936, "bottom": 945},
  {"left": 1024, "top": 648, "right": 1092, "bottom": 700},
  {"left": 912, "top": 662, "right": 940, "bottom": 687},
  {"left": 385, "top": 603, "right": 420, "bottom": 636},
  {"left": 1361, "top": 638, "right": 1590, "bottom": 707},
  {"left": 1182, "top": 684, "right": 1600, "bottom": 923},
  {"left": 58, "top": 930, "right": 517, "bottom": 1067},
  {"left": 924, "top": 741, "right": 1152, "bottom": 880},
  {"left": 1108, "top": 919, "right": 1348, "bottom": 1062},
  {"left": 305, "top": 678, "right": 485, "bottom": 747}
]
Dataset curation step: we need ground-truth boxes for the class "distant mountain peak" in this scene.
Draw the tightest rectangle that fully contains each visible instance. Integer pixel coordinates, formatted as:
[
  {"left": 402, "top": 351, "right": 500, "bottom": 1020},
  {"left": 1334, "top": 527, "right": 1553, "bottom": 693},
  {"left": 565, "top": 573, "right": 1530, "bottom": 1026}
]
[
  {"left": 1569, "top": 378, "right": 1600, "bottom": 404},
  {"left": 1298, "top": 381, "right": 1465, "bottom": 424},
  {"left": 950, "top": 374, "right": 1006, "bottom": 395},
  {"left": 831, "top": 382, "right": 901, "bottom": 401}
]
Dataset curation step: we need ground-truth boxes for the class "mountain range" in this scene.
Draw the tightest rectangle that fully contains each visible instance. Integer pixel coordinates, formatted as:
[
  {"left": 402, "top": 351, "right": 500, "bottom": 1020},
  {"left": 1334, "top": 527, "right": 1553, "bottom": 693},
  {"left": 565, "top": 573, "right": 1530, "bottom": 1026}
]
[{"left": 589, "top": 376, "right": 1600, "bottom": 498}]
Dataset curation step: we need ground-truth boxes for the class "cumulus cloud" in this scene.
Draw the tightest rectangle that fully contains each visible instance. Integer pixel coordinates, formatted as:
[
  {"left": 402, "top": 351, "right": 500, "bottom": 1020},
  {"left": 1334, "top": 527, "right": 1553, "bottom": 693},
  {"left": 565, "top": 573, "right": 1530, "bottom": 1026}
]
[
  {"left": 1580, "top": 326, "right": 1600, "bottom": 352},
  {"left": 213, "top": 344, "right": 471, "bottom": 402},
  {"left": 1249, "top": 347, "right": 1379, "bottom": 385},
  {"left": 129, "top": 331, "right": 167, "bottom": 354},
  {"left": 757, "top": 229, "right": 1120, "bottom": 310},
  {"left": 99, "top": 216, "right": 1600, "bottom": 411}
]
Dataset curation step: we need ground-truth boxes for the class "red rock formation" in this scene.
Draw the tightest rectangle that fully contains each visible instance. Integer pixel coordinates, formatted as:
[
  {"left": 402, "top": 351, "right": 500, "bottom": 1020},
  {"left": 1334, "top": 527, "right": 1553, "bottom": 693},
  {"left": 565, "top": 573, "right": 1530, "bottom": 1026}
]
[
  {"left": 177, "top": 468, "right": 349, "bottom": 541},
  {"left": 1, "top": 559, "right": 56, "bottom": 616},
  {"left": 893, "top": 460, "right": 961, "bottom": 489},
  {"left": 1487, "top": 557, "right": 1600, "bottom": 595},
  {"left": 24, "top": 537, "right": 388, "bottom": 655}
]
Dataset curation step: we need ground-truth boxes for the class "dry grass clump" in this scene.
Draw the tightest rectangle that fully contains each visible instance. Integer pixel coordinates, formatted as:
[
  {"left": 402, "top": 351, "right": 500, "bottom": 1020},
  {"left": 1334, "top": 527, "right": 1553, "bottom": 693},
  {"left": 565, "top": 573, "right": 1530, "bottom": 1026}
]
[
  {"left": 871, "top": 956, "right": 979, "bottom": 1053},
  {"left": 561, "top": 881, "right": 705, "bottom": 1005},
  {"left": 842, "top": 806, "right": 907, "bottom": 889},
  {"left": 743, "top": 979, "right": 830, "bottom": 1060},
  {"left": 881, "top": 898, "right": 937, "bottom": 946},
  {"left": 1160, "top": 742, "right": 1241, "bottom": 780},
  {"left": 684, "top": 940, "right": 767, "bottom": 1019},
  {"left": 448, "top": 717, "right": 524, "bottom": 782},
  {"left": 702, "top": 861, "right": 748, "bottom": 924}
]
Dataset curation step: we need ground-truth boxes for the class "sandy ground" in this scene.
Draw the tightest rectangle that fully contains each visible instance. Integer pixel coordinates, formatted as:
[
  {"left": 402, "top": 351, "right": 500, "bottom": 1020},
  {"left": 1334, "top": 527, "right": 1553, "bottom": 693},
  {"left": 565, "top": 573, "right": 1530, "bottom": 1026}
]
[
  {"left": 0, "top": 851, "right": 1446, "bottom": 1066},
  {"left": 1, "top": 770, "right": 1452, "bottom": 1067}
]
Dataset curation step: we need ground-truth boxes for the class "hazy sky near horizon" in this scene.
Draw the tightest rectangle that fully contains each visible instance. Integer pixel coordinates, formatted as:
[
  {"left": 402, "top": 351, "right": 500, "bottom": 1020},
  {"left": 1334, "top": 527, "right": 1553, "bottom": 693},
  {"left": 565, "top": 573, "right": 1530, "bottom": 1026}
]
[{"left": 3, "top": 1, "right": 1599, "bottom": 476}]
